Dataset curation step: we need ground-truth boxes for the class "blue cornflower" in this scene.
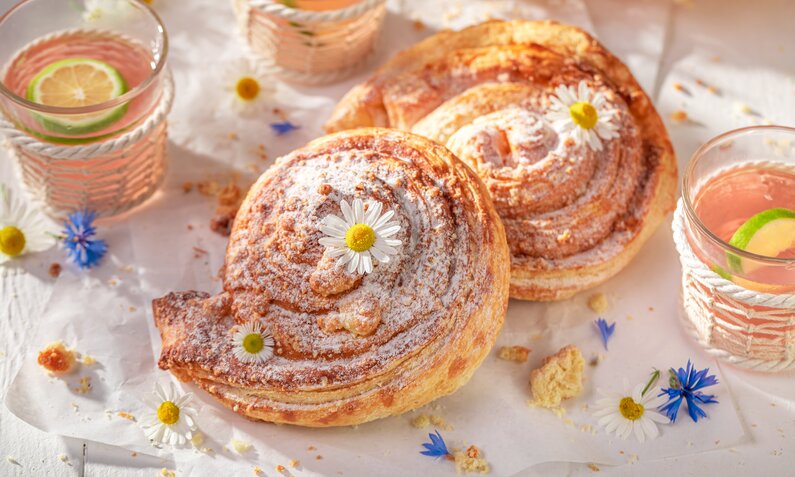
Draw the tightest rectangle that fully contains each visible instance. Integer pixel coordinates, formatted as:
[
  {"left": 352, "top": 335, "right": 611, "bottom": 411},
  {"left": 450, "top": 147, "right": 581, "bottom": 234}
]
[
  {"left": 658, "top": 360, "right": 719, "bottom": 423},
  {"left": 420, "top": 430, "right": 451, "bottom": 459},
  {"left": 594, "top": 318, "right": 616, "bottom": 350},
  {"left": 270, "top": 121, "right": 300, "bottom": 136},
  {"left": 62, "top": 211, "right": 107, "bottom": 269}
]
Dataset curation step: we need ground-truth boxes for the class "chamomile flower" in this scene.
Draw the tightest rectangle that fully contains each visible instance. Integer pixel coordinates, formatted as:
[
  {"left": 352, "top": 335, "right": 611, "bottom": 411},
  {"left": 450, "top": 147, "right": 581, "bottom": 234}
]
[
  {"left": 0, "top": 185, "right": 55, "bottom": 263},
  {"left": 319, "top": 198, "right": 402, "bottom": 275},
  {"left": 546, "top": 80, "right": 618, "bottom": 151},
  {"left": 592, "top": 383, "right": 668, "bottom": 442},
  {"left": 223, "top": 59, "right": 274, "bottom": 117},
  {"left": 140, "top": 382, "right": 197, "bottom": 447},
  {"left": 231, "top": 321, "right": 275, "bottom": 364},
  {"left": 82, "top": 0, "right": 134, "bottom": 23}
]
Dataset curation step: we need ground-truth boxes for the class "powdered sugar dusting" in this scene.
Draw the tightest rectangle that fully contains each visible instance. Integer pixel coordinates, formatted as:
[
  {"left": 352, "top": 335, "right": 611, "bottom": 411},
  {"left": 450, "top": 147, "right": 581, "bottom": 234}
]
[{"left": 155, "top": 130, "right": 502, "bottom": 393}]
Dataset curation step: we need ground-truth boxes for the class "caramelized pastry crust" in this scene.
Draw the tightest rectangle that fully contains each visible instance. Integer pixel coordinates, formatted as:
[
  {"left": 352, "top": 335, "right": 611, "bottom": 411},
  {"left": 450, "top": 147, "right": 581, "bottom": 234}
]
[
  {"left": 326, "top": 20, "right": 677, "bottom": 300},
  {"left": 153, "top": 128, "right": 510, "bottom": 427}
]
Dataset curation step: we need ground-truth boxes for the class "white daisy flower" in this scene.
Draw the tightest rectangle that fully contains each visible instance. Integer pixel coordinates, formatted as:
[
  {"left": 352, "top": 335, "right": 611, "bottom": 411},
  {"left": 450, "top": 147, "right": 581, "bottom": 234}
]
[
  {"left": 0, "top": 185, "right": 55, "bottom": 264},
  {"left": 82, "top": 0, "right": 135, "bottom": 23},
  {"left": 592, "top": 383, "right": 669, "bottom": 442},
  {"left": 546, "top": 80, "right": 619, "bottom": 151},
  {"left": 223, "top": 59, "right": 274, "bottom": 117},
  {"left": 231, "top": 321, "right": 275, "bottom": 364},
  {"left": 319, "top": 198, "right": 402, "bottom": 275},
  {"left": 140, "top": 382, "right": 198, "bottom": 447}
]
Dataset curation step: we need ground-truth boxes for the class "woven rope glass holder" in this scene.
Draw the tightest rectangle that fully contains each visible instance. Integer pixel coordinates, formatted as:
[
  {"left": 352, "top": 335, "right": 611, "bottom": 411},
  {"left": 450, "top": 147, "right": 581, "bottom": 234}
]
[
  {"left": 0, "top": 72, "right": 174, "bottom": 219},
  {"left": 673, "top": 201, "right": 795, "bottom": 372},
  {"left": 233, "top": 0, "right": 387, "bottom": 84}
]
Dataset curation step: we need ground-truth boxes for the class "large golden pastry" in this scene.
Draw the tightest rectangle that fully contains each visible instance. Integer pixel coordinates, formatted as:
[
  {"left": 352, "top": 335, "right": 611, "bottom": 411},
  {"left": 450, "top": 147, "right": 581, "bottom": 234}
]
[
  {"left": 153, "top": 128, "right": 510, "bottom": 427},
  {"left": 326, "top": 20, "right": 677, "bottom": 301}
]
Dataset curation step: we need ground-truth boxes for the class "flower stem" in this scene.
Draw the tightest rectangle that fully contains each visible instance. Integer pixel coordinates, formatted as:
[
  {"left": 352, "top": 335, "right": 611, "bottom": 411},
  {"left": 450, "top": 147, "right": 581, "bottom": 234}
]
[{"left": 641, "top": 368, "right": 661, "bottom": 397}]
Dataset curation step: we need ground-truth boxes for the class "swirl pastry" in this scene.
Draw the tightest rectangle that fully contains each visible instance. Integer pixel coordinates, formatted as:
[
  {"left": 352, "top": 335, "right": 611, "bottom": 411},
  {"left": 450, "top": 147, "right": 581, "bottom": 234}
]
[
  {"left": 153, "top": 128, "right": 510, "bottom": 427},
  {"left": 326, "top": 20, "right": 678, "bottom": 301}
]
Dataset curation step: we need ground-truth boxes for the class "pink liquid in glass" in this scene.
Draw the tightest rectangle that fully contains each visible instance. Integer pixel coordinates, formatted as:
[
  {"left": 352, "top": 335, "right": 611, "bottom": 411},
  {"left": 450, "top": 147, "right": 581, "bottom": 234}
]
[{"left": 692, "top": 163, "right": 795, "bottom": 291}]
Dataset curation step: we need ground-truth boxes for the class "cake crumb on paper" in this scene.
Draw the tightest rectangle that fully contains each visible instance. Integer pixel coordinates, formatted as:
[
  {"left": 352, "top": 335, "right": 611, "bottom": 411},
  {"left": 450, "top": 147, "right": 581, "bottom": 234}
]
[
  {"left": 670, "top": 110, "right": 689, "bottom": 123},
  {"left": 117, "top": 411, "right": 136, "bottom": 422},
  {"left": 48, "top": 262, "right": 62, "bottom": 278},
  {"left": 453, "top": 445, "right": 490, "bottom": 474},
  {"left": 587, "top": 463, "right": 600, "bottom": 472},
  {"left": 232, "top": 438, "right": 252, "bottom": 454},
  {"left": 253, "top": 467, "right": 263, "bottom": 476},
  {"left": 289, "top": 459, "right": 300, "bottom": 468},
  {"left": 529, "top": 345, "right": 584, "bottom": 409},
  {"left": 190, "top": 432, "right": 204, "bottom": 447},
  {"left": 6, "top": 456, "right": 20, "bottom": 466},
  {"left": 498, "top": 346, "right": 530, "bottom": 363},
  {"left": 159, "top": 469, "right": 176, "bottom": 477},
  {"left": 74, "top": 376, "right": 92, "bottom": 394},
  {"left": 58, "top": 453, "right": 71, "bottom": 466},
  {"left": 587, "top": 293, "right": 609, "bottom": 313}
]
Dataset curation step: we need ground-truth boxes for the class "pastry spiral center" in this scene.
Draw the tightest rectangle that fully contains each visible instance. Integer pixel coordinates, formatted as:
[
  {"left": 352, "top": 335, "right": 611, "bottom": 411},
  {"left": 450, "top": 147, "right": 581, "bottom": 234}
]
[
  {"left": 345, "top": 223, "right": 376, "bottom": 252},
  {"left": 619, "top": 397, "right": 644, "bottom": 421},
  {"left": 156, "top": 401, "right": 180, "bottom": 425},
  {"left": 569, "top": 101, "right": 598, "bottom": 130},
  {"left": 235, "top": 77, "right": 260, "bottom": 101},
  {"left": 242, "top": 332, "right": 264, "bottom": 354},
  {"left": 0, "top": 226, "right": 25, "bottom": 257}
]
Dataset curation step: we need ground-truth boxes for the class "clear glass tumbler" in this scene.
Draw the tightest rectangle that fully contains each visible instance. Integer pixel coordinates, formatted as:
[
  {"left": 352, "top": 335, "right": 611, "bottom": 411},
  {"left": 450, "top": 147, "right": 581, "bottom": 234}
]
[
  {"left": 0, "top": 0, "right": 171, "bottom": 217},
  {"left": 676, "top": 126, "right": 795, "bottom": 371}
]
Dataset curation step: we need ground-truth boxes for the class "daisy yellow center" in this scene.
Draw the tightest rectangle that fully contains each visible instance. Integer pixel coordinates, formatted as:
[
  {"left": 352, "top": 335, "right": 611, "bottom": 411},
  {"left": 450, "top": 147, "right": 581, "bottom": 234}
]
[
  {"left": 619, "top": 397, "right": 644, "bottom": 421},
  {"left": 345, "top": 223, "right": 376, "bottom": 252},
  {"left": 569, "top": 101, "right": 598, "bottom": 130},
  {"left": 235, "top": 77, "right": 260, "bottom": 101},
  {"left": 0, "top": 226, "right": 25, "bottom": 257},
  {"left": 156, "top": 401, "right": 180, "bottom": 425},
  {"left": 242, "top": 332, "right": 264, "bottom": 354}
]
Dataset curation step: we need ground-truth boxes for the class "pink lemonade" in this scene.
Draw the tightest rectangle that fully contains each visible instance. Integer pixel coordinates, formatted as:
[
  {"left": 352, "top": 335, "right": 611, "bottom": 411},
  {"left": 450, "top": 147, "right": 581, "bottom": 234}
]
[
  {"left": 691, "top": 163, "right": 795, "bottom": 292},
  {"left": 2, "top": 29, "right": 159, "bottom": 143}
]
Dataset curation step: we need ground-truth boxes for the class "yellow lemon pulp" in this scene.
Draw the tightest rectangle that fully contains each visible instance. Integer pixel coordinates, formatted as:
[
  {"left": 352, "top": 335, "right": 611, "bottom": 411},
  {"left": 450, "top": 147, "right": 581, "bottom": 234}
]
[
  {"left": 242, "top": 333, "right": 264, "bottom": 354},
  {"left": 30, "top": 59, "right": 126, "bottom": 108},
  {"left": 0, "top": 226, "right": 25, "bottom": 257},
  {"left": 728, "top": 208, "right": 795, "bottom": 273},
  {"left": 345, "top": 223, "right": 376, "bottom": 252},
  {"left": 156, "top": 401, "right": 180, "bottom": 425},
  {"left": 235, "top": 77, "right": 261, "bottom": 101},
  {"left": 619, "top": 397, "right": 644, "bottom": 421},
  {"left": 569, "top": 101, "right": 598, "bottom": 130}
]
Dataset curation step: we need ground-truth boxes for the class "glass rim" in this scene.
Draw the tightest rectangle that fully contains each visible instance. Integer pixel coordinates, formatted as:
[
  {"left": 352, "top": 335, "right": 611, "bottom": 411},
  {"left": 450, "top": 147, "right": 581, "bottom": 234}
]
[
  {"left": 682, "top": 124, "right": 795, "bottom": 265},
  {"left": 0, "top": 0, "right": 169, "bottom": 115}
]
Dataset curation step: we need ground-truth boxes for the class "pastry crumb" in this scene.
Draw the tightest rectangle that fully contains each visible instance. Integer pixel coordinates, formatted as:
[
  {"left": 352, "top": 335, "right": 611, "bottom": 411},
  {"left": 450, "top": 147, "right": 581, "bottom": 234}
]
[
  {"left": 48, "top": 262, "right": 62, "bottom": 278},
  {"left": 411, "top": 413, "right": 452, "bottom": 430},
  {"left": 589, "top": 353, "right": 605, "bottom": 367},
  {"left": 497, "top": 346, "right": 530, "bottom": 363},
  {"left": 74, "top": 376, "right": 92, "bottom": 394},
  {"left": 453, "top": 445, "right": 490, "bottom": 474},
  {"left": 275, "top": 465, "right": 286, "bottom": 472},
  {"left": 529, "top": 345, "right": 584, "bottom": 409},
  {"left": 670, "top": 110, "right": 689, "bottom": 123},
  {"left": 182, "top": 181, "right": 193, "bottom": 193},
  {"left": 587, "top": 463, "right": 600, "bottom": 472},
  {"left": 190, "top": 432, "right": 204, "bottom": 447},
  {"left": 37, "top": 342, "right": 76, "bottom": 375},
  {"left": 117, "top": 411, "right": 136, "bottom": 421},
  {"left": 289, "top": 459, "right": 300, "bottom": 468},
  {"left": 587, "top": 293, "right": 609, "bottom": 313},
  {"left": 81, "top": 354, "right": 97, "bottom": 366},
  {"left": 253, "top": 467, "right": 263, "bottom": 476},
  {"left": 231, "top": 438, "right": 252, "bottom": 454},
  {"left": 58, "top": 453, "right": 70, "bottom": 465},
  {"left": 734, "top": 102, "right": 753, "bottom": 115},
  {"left": 412, "top": 19, "right": 425, "bottom": 31},
  {"left": 159, "top": 469, "right": 176, "bottom": 477},
  {"left": 307, "top": 445, "right": 317, "bottom": 451},
  {"left": 627, "top": 454, "right": 638, "bottom": 464}
]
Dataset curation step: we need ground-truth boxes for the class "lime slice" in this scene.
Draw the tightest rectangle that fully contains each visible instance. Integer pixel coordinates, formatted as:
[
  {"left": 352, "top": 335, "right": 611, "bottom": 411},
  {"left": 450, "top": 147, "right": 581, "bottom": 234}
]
[
  {"left": 26, "top": 58, "right": 128, "bottom": 136},
  {"left": 727, "top": 207, "right": 795, "bottom": 273}
]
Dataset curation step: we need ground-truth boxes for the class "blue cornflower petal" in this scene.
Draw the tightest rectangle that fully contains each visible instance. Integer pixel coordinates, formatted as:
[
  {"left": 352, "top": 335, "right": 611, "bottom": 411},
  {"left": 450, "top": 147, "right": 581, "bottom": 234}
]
[
  {"left": 62, "top": 210, "right": 107, "bottom": 269},
  {"left": 658, "top": 360, "right": 719, "bottom": 423},
  {"left": 594, "top": 318, "right": 616, "bottom": 350},
  {"left": 270, "top": 121, "right": 300, "bottom": 136},
  {"left": 419, "top": 430, "right": 450, "bottom": 458}
]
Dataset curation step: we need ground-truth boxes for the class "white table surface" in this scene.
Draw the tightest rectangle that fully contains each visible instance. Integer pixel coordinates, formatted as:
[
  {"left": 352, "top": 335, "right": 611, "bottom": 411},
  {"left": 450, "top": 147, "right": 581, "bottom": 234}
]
[{"left": 1, "top": 1, "right": 794, "bottom": 476}]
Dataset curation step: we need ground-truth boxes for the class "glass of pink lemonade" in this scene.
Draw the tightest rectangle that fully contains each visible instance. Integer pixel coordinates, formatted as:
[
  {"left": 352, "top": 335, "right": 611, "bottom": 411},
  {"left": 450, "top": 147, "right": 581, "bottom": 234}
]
[
  {"left": 0, "top": 0, "right": 170, "bottom": 217},
  {"left": 677, "top": 126, "right": 795, "bottom": 371}
]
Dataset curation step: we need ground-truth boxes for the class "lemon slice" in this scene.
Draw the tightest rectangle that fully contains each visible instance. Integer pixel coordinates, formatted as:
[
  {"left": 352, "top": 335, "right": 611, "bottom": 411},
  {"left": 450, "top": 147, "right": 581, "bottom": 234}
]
[
  {"left": 727, "top": 207, "right": 795, "bottom": 273},
  {"left": 26, "top": 58, "right": 128, "bottom": 136}
]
